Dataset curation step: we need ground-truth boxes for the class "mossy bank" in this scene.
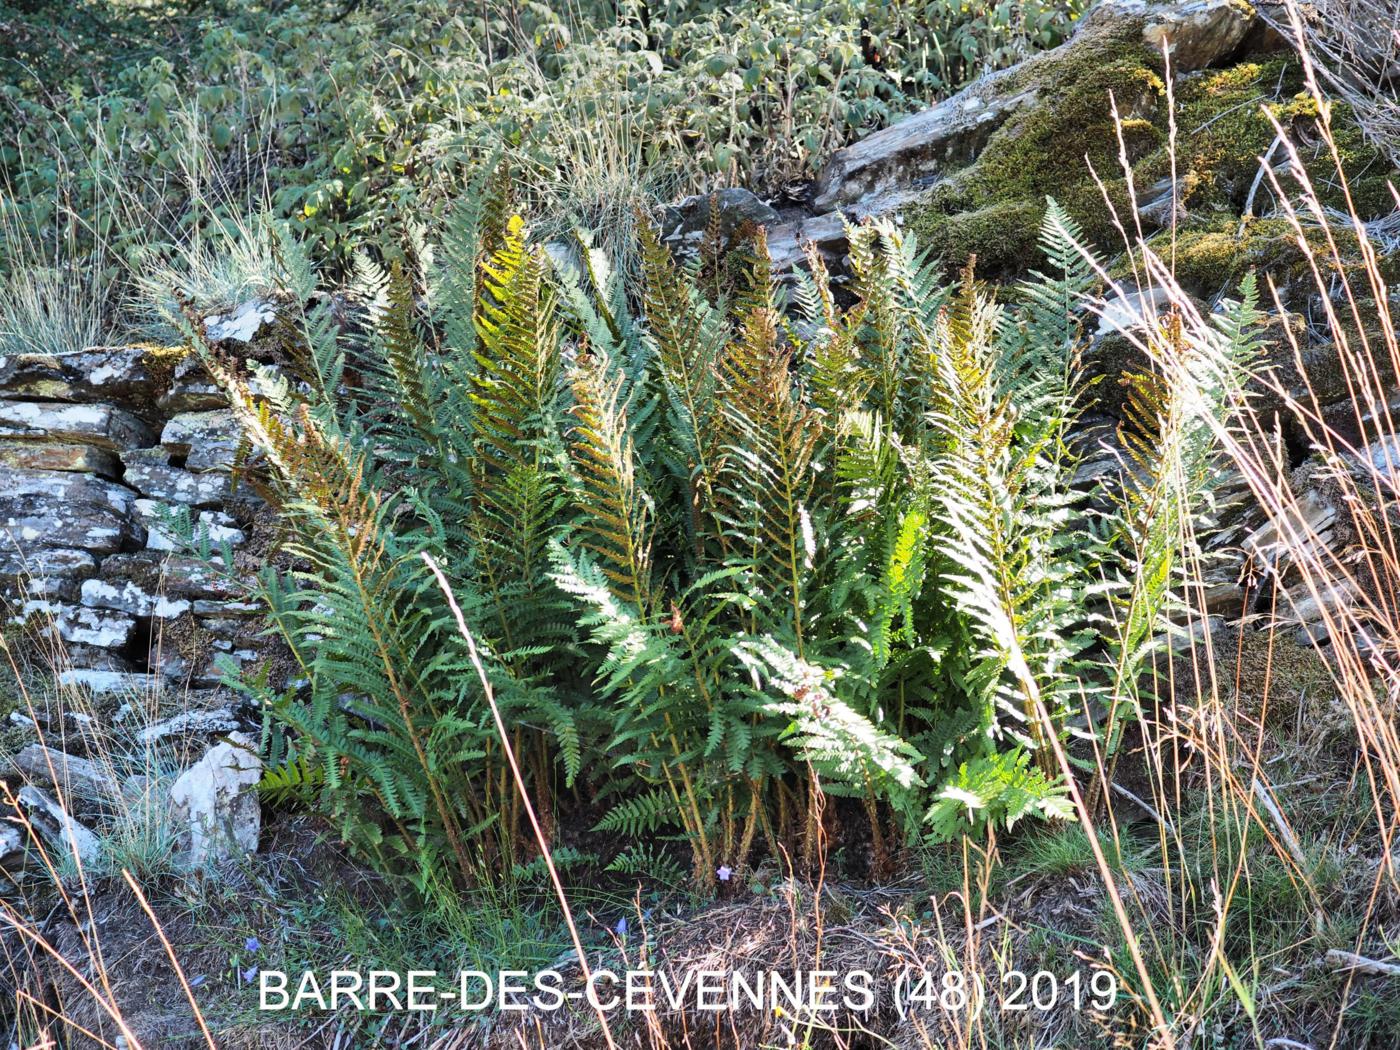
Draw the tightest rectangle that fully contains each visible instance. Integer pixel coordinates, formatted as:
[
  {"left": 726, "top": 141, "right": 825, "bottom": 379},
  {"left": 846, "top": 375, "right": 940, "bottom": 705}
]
[{"left": 905, "top": 23, "right": 1398, "bottom": 284}]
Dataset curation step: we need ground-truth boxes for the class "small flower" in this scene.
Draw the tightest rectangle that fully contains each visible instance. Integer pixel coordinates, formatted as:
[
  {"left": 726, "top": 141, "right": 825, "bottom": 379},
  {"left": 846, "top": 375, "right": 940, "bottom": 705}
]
[
  {"left": 244, "top": 936, "right": 261, "bottom": 953},
  {"left": 615, "top": 917, "right": 628, "bottom": 937},
  {"left": 717, "top": 865, "right": 733, "bottom": 882},
  {"left": 241, "top": 965, "right": 259, "bottom": 983}
]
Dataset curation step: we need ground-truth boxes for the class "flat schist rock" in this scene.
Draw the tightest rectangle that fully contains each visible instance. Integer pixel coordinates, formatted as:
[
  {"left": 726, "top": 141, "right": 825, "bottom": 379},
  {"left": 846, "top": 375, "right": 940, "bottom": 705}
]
[
  {"left": 1129, "top": 0, "right": 1259, "bottom": 70},
  {"left": 160, "top": 410, "right": 248, "bottom": 472},
  {"left": 0, "top": 345, "right": 173, "bottom": 405},
  {"left": 0, "top": 823, "right": 22, "bottom": 865},
  {"left": 765, "top": 196, "right": 926, "bottom": 271},
  {"left": 135, "top": 500, "right": 246, "bottom": 554},
  {"left": 57, "top": 668, "right": 165, "bottom": 697},
  {"left": 0, "top": 548, "right": 98, "bottom": 602},
  {"left": 0, "top": 465, "right": 137, "bottom": 516},
  {"left": 1353, "top": 434, "right": 1400, "bottom": 477},
  {"left": 137, "top": 706, "right": 242, "bottom": 744},
  {"left": 0, "top": 468, "right": 143, "bottom": 554},
  {"left": 0, "top": 441, "right": 121, "bottom": 477},
  {"left": 58, "top": 644, "right": 136, "bottom": 674},
  {"left": 11, "top": 598, "right": 136, "bottom": 650},
  {"left": 11, "top": 744, "right": 124, "bottom": 802},
  {"left": 122, "top": 447, "right": 234, "bottom": 507},
  {"left": 159, "top": 354, "right": 226, "bottom": 414},
  {"left": 811, "top": 64, "right": 1034, "bottom": 213},
  {"left": 0, "top": 502, "right": 138, "bottom": 556},
  {"left": 99, "top": 549, "right": 242, "bottom": 602},
  {"left": 0, "top": 400, "right": 155, "bottom": 450},
  {"left": 204, "top": 299, "right": 276, "bottom": 344},
  {"left": 808, "top": 0, "right": 1255, "bottom": 214},
  {"left": 16, "top": 785, "right": 101, "bottom": 864},
  {"left": 48, "top": 605, "right": 138, "bottom": 650},
  {"left": 80, "top": 576, "right": 193, "bottom": 619},
  {"left": 79, "top": 510, "right": 245, "bottom": 615}
]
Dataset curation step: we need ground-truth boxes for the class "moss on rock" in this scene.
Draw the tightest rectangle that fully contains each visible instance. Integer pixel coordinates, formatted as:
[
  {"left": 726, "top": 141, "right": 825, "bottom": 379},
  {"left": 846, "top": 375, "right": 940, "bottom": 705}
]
[
  {"left": 914, "top": 199, "right": 1046, "bottom": 275},
  {"left": 1149, "top": 216, "right": 1312, "bottom": 297},
  {"left": 905, "top": 37, "right": 1398, "bottom": 281},
  {"left": 907, "top": 35, "right": 1168, "bottom": 274},
  {"left": 135, "top": 342, "right": 192, "bottom": 391},
  {"left": 1134, "top": 210, "right": 1400, "bottom": 303}
]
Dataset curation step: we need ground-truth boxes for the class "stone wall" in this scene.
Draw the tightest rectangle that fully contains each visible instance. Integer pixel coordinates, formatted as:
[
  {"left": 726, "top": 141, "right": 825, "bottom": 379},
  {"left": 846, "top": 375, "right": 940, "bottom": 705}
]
[{"left": 0, "top": 346, "right": 270, "bottom": 702}]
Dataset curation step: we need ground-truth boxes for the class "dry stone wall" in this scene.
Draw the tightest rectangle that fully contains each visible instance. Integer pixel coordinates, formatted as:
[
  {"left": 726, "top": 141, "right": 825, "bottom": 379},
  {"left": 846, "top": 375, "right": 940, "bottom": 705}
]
[{"left": 0, "top": 345, "right": 269, "bottom": 701}]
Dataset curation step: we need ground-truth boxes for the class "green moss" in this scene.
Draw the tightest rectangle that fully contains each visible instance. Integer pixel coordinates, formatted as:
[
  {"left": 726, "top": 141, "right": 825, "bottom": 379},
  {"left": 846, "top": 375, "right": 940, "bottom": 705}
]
[
  {"left": 1318, "top": 101, "right": 1399, "bottom": 217},
  {"left": 135, "top": 342, "right": 190, "bottom": 363},
  {"left": 1163, "top": 216, "right": 1310, "bottom": 296},
  {"left": 1141, "top": 212, "right": 1400, "bottom": 300},
  {"left": 908, "top": 37, "right": 1166, "bottom": 273},
  {"left": 915, "top": 199, "right": 1045, "bottom": 274},
  {"left": 1170, "top": 59, "right": 1301, "bottom": 210},
  {"left": 136, "top": 341, "right": 192, "bottom": 393},
  {"left": 907, "top": 42, "right": 1398, "bottom": 280}
]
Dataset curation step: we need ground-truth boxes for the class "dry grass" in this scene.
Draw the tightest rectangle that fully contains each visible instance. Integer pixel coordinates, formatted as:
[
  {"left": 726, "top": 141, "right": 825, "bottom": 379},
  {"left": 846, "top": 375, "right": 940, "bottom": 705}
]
[{"left": 1266, "top": 0, "right": 1400, "bottom": 168}]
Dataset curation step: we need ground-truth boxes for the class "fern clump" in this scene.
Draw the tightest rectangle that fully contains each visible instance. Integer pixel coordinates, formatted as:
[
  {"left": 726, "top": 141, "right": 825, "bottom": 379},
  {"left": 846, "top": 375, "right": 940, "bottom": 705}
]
[{"left": 190, "top": 187, "right": 1252, "bottom": 891}]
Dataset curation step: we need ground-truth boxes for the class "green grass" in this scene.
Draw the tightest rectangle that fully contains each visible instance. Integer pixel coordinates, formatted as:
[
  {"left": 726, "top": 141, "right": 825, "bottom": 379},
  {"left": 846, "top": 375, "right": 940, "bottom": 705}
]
[{"left": 1009, "top": 822, "right": 1148, "bottom": 880}]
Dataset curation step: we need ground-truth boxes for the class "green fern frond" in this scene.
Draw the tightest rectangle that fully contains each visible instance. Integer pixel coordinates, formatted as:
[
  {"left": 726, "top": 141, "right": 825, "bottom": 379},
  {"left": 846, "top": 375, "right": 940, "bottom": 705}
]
[
  {"left": 382, "top": 261, "right": 436, "bottom": 439},
  {"left": 925, "top": 749, "right": 1073, "bottom": 843},
  {"left": 638, "top": 217, "right": 730, "bottom": 550},
  {"left": 595, "top": 790, "right": 681, "bottom": 836},
  {"left": 718, "top": 303, "right": 824, "bottom": 648},
  {"left": 565, "top": 351, "right": 655, "bottom": 611}
]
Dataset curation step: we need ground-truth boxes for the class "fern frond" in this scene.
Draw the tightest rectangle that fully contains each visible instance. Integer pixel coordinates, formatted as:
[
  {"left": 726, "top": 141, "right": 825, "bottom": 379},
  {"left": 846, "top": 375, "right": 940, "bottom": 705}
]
[
  {"left": 382, "top": 261, "right": 436, "bottom": 439},
  {"left": 565, "top": 351, "right": 654, "bottom": 611},
  {"left": 718, "top": 303, "right": 824, "bottom": 648},
  {"left": 737, "top": 640, "right": 924, "bottom": 802},
  {"left": 638, "top": 217, "right": 730, "bottom": 551}
]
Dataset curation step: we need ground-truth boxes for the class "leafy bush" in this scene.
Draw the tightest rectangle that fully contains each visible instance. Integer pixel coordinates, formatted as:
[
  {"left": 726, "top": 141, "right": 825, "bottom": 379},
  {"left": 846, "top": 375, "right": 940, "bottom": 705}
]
[
  {"left": 185, "top": 190, "right": 1260, "bottom": 893},
  {"left": 1, "top": 0, "right": 1086, "bottom": 293}
]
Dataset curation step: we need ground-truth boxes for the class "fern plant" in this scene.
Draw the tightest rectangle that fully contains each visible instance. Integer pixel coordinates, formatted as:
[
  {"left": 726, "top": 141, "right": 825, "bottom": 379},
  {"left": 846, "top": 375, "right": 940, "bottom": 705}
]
[
  {"left": 1096, "top": 272, "right": 1264, "bottom": 784},
  {"left": 185, "top": 183, "right": 1254, "bottom": 890}
]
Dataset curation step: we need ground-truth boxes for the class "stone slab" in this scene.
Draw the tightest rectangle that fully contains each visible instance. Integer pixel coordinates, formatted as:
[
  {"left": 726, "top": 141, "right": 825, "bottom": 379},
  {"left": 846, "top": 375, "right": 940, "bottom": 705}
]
[
  {"left": 0, "top": 401, "right": 155, "bottom": 450},
  {"left": 0, "top": 441, "right": 121, "bottom": 477},
  {"left": 0, "top": 346, "right": 175, "bottom": 405}
]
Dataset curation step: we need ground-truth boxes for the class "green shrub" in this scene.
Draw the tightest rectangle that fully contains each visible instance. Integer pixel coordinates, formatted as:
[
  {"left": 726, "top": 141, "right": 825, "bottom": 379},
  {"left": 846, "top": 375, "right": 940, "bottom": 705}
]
[{"left": 1, "top": 0, "right": 1086, "bottom": 290}]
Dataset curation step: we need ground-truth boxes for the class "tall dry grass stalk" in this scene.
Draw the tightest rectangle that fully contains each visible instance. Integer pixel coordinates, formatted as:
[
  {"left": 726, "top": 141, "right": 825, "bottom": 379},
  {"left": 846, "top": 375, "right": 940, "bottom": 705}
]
[
  {"left": 1054, "top": 6, "right": 1400, "bottom": 1044},
  {"left": 0, "top": 617, "right": 216, "bottom": 1050}
]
